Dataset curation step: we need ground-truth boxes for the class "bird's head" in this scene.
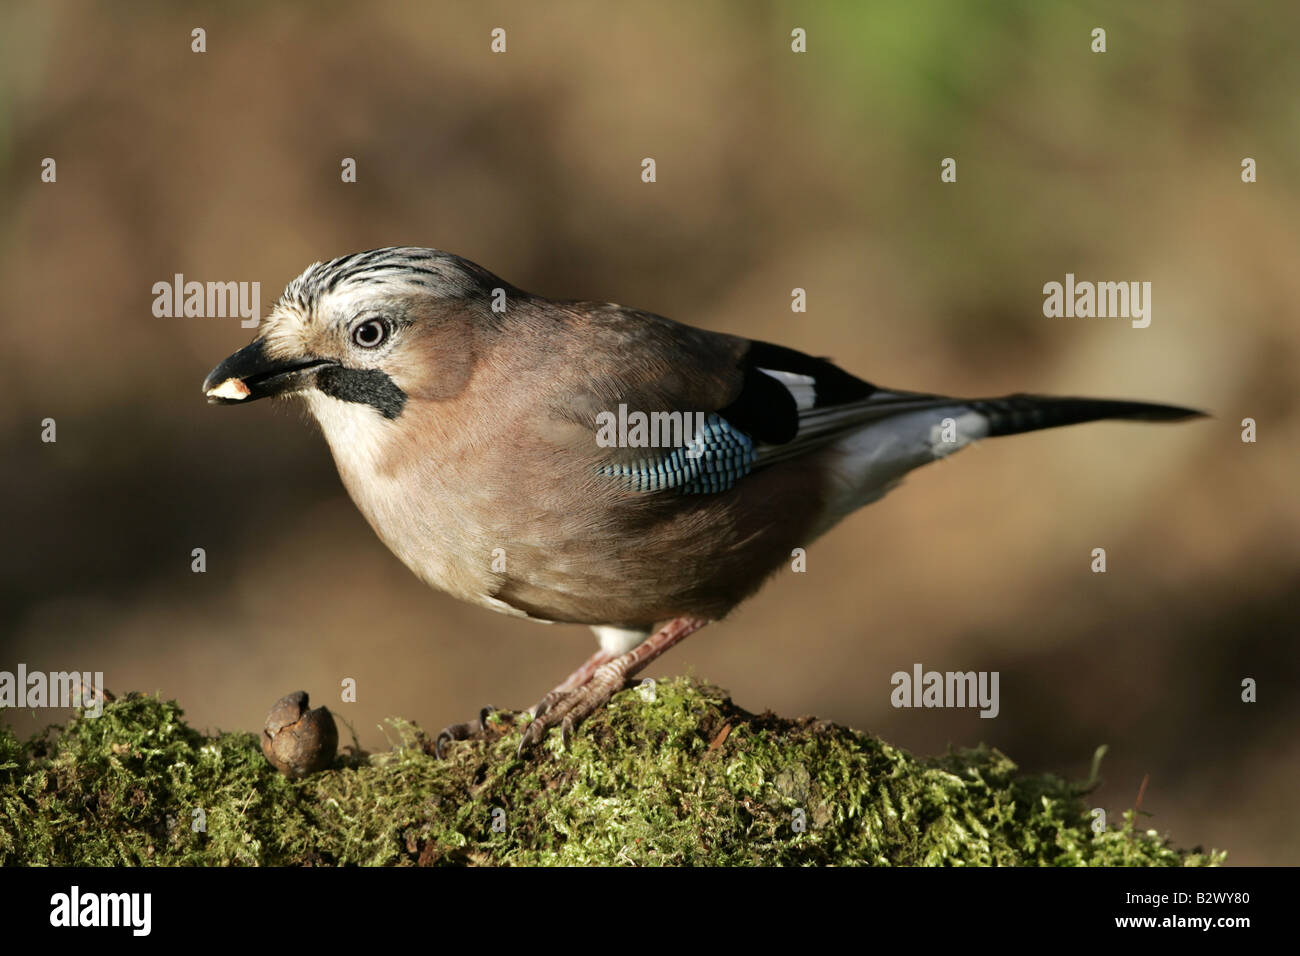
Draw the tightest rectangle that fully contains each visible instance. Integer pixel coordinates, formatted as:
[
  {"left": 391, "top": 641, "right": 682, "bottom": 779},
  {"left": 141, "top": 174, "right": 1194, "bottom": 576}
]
[{"left": 202, "top": 247, "right": 510, "bottom": 425}]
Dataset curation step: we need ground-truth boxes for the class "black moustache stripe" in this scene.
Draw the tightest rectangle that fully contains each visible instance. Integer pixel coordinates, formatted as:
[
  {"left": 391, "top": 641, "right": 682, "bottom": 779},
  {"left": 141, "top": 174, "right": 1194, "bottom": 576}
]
[{"left": 316, "top": 366, "right": 407, "bottom": 420}]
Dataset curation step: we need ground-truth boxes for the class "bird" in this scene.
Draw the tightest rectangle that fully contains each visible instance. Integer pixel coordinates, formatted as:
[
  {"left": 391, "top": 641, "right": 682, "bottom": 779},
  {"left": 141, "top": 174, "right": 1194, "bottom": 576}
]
[{"left": 202, "top": 246, "right": 1203, "bottom": 755}]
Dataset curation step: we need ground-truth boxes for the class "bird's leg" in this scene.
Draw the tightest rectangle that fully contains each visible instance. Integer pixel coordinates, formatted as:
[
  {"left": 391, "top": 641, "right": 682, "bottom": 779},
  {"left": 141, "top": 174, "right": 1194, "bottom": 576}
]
[
  {"left": 530, "top": 647, "right": 617, "bottom": 719},
  {"left": 518, "top": 616, "right": 710, "bottom": 755}
]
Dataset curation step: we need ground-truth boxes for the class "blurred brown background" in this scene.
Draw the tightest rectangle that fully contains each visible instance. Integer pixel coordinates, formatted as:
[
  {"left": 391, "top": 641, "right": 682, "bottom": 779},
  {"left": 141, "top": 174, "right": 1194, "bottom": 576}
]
[{"left": 1, "top": 1, "right": 1296, "bottom": 864}]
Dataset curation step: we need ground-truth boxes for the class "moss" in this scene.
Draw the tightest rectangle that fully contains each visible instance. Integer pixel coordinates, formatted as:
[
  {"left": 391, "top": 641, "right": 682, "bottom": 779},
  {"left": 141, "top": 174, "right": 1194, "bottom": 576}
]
[{"left": 0, "top": 678, "right": 1222, "bottom": 866}]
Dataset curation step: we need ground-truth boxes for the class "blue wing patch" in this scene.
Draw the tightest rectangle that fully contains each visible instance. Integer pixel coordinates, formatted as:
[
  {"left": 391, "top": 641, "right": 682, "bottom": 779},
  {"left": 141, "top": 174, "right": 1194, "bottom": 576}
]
[{"left": 597, "top": 413, "right": 757, "bottom": 494}]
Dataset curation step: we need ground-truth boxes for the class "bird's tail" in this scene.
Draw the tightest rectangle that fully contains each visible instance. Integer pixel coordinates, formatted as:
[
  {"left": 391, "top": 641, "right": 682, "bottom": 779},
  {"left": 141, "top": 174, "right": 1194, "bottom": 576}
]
[
  {"left": 759, "top": 390, "right": 1204, "bottom": 468},
  {"left": 965, "top": 394, "right": 1206, "bottom": 437},
  {"left": 772, "top": 389, "right": 1205, "bottom": 525}
]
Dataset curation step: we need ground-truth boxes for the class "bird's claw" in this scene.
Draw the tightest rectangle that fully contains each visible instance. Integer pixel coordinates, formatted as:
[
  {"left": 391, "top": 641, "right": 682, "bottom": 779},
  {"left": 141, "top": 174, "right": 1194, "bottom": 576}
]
[
  {"left": 433, "top": 705, "right": 497, "bottom": 759},
  {"left": 516, "top": 662, "right": 629, "bottom": 757},
  {"left": 516, "top": 719, "right": 544, "bottom": 757}
]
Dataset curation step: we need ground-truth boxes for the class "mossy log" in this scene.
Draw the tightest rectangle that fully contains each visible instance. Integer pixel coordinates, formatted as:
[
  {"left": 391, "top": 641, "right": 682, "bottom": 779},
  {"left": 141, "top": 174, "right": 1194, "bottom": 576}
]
[{"left": 0, "top": 678, "right": 1221, "bottom": 866}]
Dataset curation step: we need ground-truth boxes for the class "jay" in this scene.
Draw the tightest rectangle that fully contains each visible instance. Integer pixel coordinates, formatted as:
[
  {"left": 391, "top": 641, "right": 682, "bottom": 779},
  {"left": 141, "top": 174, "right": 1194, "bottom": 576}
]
[{"left": 203, "top": 247, "right": 1202, "bottom": 754}]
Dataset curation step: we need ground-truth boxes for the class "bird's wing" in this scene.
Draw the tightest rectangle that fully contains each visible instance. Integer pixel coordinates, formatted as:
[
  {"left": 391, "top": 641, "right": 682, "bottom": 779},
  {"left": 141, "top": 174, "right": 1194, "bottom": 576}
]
[
  {"left": 537, "top": 302, "right": 1201, "bottom": 498},
  {"left": 717, "top": 339, "right": 960, "bottom": 469},
  {"left": 545, "top": 303, "right": 940, "bottom": 495}
]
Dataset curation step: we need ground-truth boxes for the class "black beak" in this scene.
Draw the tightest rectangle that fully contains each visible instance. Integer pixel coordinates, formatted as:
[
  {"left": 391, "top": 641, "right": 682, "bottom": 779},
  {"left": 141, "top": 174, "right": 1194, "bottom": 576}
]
[{"left": 202, "top": 340, "right": 336, "bottom": 405}]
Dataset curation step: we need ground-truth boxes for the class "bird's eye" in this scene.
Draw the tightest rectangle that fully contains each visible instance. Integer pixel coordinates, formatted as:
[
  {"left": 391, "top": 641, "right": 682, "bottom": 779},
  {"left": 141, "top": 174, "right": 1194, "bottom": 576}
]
[{"left": 352, "top": 318, "right": 388, "bottom": 349}]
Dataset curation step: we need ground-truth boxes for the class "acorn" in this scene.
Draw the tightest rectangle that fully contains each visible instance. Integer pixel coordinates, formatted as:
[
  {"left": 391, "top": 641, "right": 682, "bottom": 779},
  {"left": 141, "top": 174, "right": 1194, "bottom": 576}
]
[{"left": 261, "top": 691, "right": 338, "bottom": 778}]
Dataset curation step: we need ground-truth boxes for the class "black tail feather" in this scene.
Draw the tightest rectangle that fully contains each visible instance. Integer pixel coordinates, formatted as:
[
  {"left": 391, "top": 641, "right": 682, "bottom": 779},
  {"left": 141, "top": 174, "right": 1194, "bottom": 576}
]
[{"left": 968, "top": 394, "right": 1207, "bottom": 438}]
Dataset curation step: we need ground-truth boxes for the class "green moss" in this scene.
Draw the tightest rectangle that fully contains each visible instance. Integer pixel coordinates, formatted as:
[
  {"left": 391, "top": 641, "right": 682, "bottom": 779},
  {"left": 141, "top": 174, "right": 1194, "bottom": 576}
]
[{"left": 0, "top": 679, "right": 1222, "bottom": 866}]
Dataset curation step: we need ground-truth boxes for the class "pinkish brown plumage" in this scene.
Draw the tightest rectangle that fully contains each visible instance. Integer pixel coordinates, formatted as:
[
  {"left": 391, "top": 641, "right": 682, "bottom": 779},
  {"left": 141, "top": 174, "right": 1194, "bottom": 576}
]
[{"left": 203, "top": 247, "right": 1204, "bottom": 754}]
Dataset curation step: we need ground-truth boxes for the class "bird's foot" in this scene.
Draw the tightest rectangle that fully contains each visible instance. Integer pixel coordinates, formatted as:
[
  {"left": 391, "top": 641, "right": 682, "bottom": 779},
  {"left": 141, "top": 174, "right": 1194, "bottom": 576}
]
[
  {"left": 527, "top": 646, "right": 616, "bottom": 723},
  {"left": 517, "top": 659, "right": 630, "bottom": 755},
  {"left": 434, "top": 705, "right": 500, "bottom": 759},
  {"left": 517, "top": 616, "right": 709, "bottom": 756}
]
